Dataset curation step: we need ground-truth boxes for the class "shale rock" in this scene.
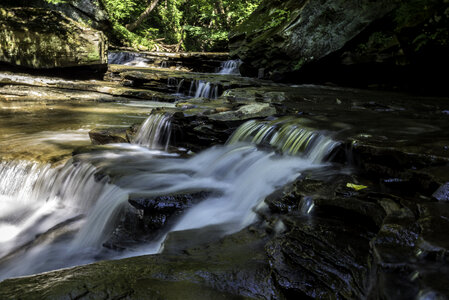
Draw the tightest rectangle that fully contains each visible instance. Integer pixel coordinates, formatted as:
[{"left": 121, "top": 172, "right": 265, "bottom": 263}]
[
  {"left": 0, "top": 8, "right": 107, "bottom": 77},
  {"left": 230, "top": 0, "right": 449, "bottom": 91},
  {"left": 0, "top": 228, "right": 278, "bottom": 300},
  {"left": 104, "top": 191, "right": 211, "bottom": 249}
]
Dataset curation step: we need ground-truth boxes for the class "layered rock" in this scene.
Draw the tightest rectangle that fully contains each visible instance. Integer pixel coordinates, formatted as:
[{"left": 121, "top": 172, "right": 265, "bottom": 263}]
[
  {"left": 230, "top": 0, "right": 449, "bottom": 92},
  {"left": 1, "top": 0, "right": 111, "bottom": 32},
  {"left": 0, "top": 7, "right": 108, "bottom": 77}
]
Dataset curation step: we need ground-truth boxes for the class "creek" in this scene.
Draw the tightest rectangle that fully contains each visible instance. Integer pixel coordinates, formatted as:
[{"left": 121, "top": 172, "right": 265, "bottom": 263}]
[{"left": 0, "top": 52, "right": 449, "bottom": 299}]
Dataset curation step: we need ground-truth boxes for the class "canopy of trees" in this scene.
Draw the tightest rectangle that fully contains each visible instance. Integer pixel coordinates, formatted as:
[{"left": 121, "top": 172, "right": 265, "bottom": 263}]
[{"left": 101, "top": 0, "right": 261, "bottom": 51}]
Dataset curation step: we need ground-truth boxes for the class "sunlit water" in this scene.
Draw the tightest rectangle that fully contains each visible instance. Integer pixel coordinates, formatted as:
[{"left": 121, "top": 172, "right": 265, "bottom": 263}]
[
  {"left": 0, "top": 100, "right": 174, "bottom": 162},
  {"left": 0, "top": 112, "right": 339, "bottom": 280},
  {"left": 0, "top": 72, "right": 340, "bottom": 281}
]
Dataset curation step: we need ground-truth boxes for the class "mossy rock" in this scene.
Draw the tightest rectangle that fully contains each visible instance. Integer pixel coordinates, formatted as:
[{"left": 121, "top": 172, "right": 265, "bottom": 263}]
[{"left": 0, "top": 7, "right": 107, "bottom": 73}]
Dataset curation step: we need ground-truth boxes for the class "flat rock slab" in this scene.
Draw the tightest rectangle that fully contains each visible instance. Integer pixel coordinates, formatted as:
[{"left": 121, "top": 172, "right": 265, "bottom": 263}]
[{"left": 0, "top": 228, "right": 278, "bottom": 300}]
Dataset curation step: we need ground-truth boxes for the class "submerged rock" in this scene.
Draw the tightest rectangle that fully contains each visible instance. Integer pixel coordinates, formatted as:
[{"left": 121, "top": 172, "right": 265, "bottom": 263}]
[{"left": 0, "top": 7, "right": 108, "bottom": 78}]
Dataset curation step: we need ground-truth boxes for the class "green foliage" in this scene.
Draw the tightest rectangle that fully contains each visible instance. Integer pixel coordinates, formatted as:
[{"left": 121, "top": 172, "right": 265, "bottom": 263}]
[
  {"left": 100, "top": 0, "right": 261, "bottom": 51},
  {"left": 395, "top": 0, "right": 449, "bottom": 52},
  {"left": 111, "top": 23, "right": 154, "bottom": 50},
  {"left": 102, "top": 0, "right": 144, "bottom": 23},
  {"left": 263, "top": 8, "right": 290, "bottom": 31}
]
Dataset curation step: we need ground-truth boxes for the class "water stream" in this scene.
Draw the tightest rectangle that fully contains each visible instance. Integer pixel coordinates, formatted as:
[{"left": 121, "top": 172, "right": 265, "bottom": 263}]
[
  {"left": 218, "top": 59, "right": 242, "bottom": 75},
  {"left": 0, "top": 114, "right": 339, "bottom": 280}
]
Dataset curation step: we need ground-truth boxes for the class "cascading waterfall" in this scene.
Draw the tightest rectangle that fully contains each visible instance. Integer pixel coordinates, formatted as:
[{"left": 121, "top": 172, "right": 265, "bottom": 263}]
[
  {"left": 228, "top": 118, "right": 340, "bottom": 162},
  {"left": 218, "top": 59, "right": 242, "bottom": 75},
  {"left": 0, "top": 159, "right": 115, "bottom": 279},
  {"left": 108, "top": 52, "right": 151, "bottom": 67},
  {"left": 132, "top": 113, "right": 172, "bottom": 150},
  {"left": 0, "top": 120, "right": 339, "bottom": 281},
  {"left": 189, "top": 80, "right": 219, "bottom": 99}
]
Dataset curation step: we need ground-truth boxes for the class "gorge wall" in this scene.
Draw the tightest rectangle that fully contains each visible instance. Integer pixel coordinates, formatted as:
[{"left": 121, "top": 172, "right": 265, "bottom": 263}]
[{"left": 229, "top": 0, "right": 449, "bottom": 93}]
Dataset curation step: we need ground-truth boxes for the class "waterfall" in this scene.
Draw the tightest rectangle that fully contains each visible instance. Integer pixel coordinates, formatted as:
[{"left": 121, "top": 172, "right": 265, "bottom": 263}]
[
  {"left": 189, "top": 80, "right": 219, "bottom": 99},
  {"left": 160, "top": 61, "right": 168, "bottom": 68},
  {"left": 132, "top": 113, "right": 172, "bottom": 150},
  {"left": 228, "top": 118, "right": 340, "bottom": 162},
  {"left": 218, "top": 59, "right": 242, "bottom": 75},
  {"left": 108, "top": 52, "right": 151, "bottom": 67},
  {"left": 0, "top": 122, "right": 339, "bottom": 280},
  {"left": 0, "top": 160, "right": 114, "bottom": 279}
]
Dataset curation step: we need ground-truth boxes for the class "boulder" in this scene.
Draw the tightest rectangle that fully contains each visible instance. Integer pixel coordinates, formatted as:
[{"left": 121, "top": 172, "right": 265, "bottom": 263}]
[
  {"left": 0, "top": 7, "right": 108, "bottom": 77},
  {"left": 1, "top": 0, "right": 111, "bottom": 32},
  {"left": 89, "top": 127, "right": 132, "bottom": 145}
]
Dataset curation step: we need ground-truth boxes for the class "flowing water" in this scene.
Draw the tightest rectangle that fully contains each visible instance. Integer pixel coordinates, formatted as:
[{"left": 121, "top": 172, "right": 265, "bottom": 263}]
[
  {"left": 218, "top": 59, "right": 242, "bottom": 75},
  {"left": 108, "top": 52, "right": 152, "bottom": 67},
  {"left": 132, "top": 113, "right": 172, "bottom": 150},
  {"left": 0, "top": 100, "right": 174, "bottom": 162},
  {"left": 189, "top": 80, "right": 219, "bottom": 99},
  {"left": 228, "top": 118, "right": 340, "bottom": 162},
  {"left": 0, "top": 110, "right": 339, "bottom": 280}
]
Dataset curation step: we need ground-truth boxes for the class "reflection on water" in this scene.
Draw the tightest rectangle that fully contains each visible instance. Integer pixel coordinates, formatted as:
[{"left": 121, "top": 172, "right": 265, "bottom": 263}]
[{"left": 0, "top": 101, "right": 174, "bottom": 163}]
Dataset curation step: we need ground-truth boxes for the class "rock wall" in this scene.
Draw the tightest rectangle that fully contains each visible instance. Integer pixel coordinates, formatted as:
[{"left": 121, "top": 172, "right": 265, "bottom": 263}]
[
  {"left": 0, "top": 7, "right": 108, "bottom": 76},
  {"left": 0, "top": 0, "right": 111, "bottom": 32},
  {"left": 230, "top": 0, "right": 449, "bottom": 92}
]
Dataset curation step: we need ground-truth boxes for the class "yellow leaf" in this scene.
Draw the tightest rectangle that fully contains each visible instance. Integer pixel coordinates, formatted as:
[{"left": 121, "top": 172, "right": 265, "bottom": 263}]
[{"left": 346, "top": 183, "right": 368, "bottom": 191}]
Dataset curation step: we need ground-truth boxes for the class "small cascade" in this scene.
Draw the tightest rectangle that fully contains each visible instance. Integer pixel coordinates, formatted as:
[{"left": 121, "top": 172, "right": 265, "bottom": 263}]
[
  {"left": 0, "top": 136, "right": 334, "bottom": 279},
  {"left": 228, "top": 118, "right": 340, "bottom": 162},
  {"left": 218, "top": 59, "right": 242, "bottom": 75},
  {"left": 189, "top": 80, "right": 219, "bottom": 99},
  {"left": 160, "top": 61, "right": 169, "bottom": 68},
  {"left": 0, "top": 160, "right": 113, "bottom": 278},
  {"left": 176, "top": 79, "right": 185, "bottom": 95},
  {"left": 132, "top": 113, "right": 172, "bottom": 150},
  {"left": 167, "top": 77, "right": 179, "bottom": 89},
  {"left": 108, "top": 52, "right": 151, "bottom": 67}
]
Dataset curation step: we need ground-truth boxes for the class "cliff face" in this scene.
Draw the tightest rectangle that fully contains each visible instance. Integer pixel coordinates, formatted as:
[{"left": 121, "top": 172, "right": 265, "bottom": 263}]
[
  {"left": 229, "top": 0, "right": 449, "bottom": 91},
  {"left": 0, "top": 7, "right": 108, "bottom": 76}
]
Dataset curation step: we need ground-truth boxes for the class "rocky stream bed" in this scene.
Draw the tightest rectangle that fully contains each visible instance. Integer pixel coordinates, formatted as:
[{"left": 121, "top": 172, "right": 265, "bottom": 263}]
[{"left": 0, "top": 50, "right": 448, "bottom": 300}]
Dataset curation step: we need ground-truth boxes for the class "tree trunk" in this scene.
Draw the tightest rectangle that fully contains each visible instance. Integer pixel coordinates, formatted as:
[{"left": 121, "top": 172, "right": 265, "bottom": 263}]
[{"left": 126, "top": 0, "right": 160, "bottom": 32}]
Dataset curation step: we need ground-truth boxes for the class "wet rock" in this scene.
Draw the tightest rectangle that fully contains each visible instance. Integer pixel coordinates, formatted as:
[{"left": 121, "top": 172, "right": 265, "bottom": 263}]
[
  {"left": 417, "top": 202, "right": 449, "bottom": 256},
  {"left": 110, "top": 65, "right": 261, "bottom": 96},
  {"left": 89, "top": 127, "right": 132, "bottom": 145},
  {"left": 0, "top": 228, "right": 279, "bottom": 300},
  {"left": 104, "top": 191, "right": 211, "bottom": 249},
  {"left": 0, "top": 8, "right": 107, "bottom": 78},
  {"left": 266, "top": 213, "right": 373, "bottom": 299},
  {"left": 207, "top": 103, "right": 277, "bottom": 122},
  {"left": 432, "top": 182, "right": 449, "bottom": 202}
]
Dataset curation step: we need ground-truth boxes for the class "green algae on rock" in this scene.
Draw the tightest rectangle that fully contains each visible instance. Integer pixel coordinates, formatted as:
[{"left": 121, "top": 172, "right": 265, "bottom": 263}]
[{"left": 0, "top": 7, "right": 107, "bottom": 77}]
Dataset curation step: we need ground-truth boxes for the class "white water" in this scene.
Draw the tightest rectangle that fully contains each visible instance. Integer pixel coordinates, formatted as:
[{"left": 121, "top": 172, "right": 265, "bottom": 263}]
[
  {"left": 189, "top": 80, "right": 219, "bottom": 99},
  {"left": 0, "top": 117, "right": 339, "bottom": 280},
  {"left": 108, "top": 52, "right": 151, "bottom": 67},
  {"left": 218, "top": 59, "right": 242, "bottom": 75},
  {"left": 132, "top": 113, "right": 172, "bottom": 150},
  {"left": 228, "top": 118, "right": 340, "bottom": 162},
  {"left": 0, "top": 160, "right": 111, "bottom": 278}
]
